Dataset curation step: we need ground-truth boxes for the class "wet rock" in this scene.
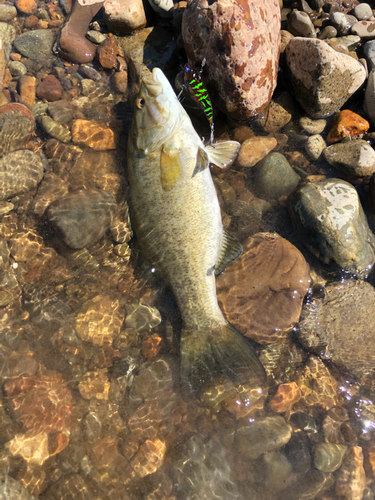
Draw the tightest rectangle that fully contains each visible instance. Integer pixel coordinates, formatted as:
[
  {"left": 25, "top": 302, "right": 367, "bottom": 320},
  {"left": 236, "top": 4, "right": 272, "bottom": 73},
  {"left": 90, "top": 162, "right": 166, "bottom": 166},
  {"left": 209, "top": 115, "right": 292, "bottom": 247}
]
[
  {"left": 13, "top": 29, "right": 54, "bottom": 63},
  {"left": 323, "top": 139, "right": 375, "bottom": 177},
  {"left": 318, "top": 25, "right": 338, "bottom": 39},
  {"left": 287, "top": 10, "right": 317, "bottom": 37},
  {"left": 75, "top": 294, "right": 124, "bottom": 346},
  {"left": 365, "top": 69, "right": 375, "bottom": 126},
  {"left": 18, "top": 75, "right": 36, "bottom": 108},
  {"left": 15, "top": 0, "right": 37, "bottom": 15},
  {"left": 86, "top": 30, "right": 106, "bottom": 45},
  {"left": 298, "top": 280, "right": 375, "bottom": 381},
  {"left": 0, "top": 475, "right": 37, "bottom": 500},
  {"left": 8, "top": 60, "right": 27, "bottom": 77},
  {"left": 47, "top": 99, "right": 76, "bottom": 125},
  {"left": 336, "top": 446, "right": 366, "bottom": 500},
  {"left": 130, "top": 438, "right": 166, "bottom": 478},
  {"left": 4, "top": 371, "right": 73, "bottom": 433},
  {"left": 148, "top": 0, "right": 173, "bottom": 18},
  {"left": 353, "top": 3, "right": 372, "bottom": 20},
  {"left": 0, "top": 22, "right": 16, "bottom": 45},
  {"left": 112, "top": 70, "right": 128, "bottom": 94},
  {"left": 182, "top": 0, "right": 281, "bottom": 120},
  {"left": 36, "top": 74, "right": 63, "bottom": 101},
  {"left": 78, "top": 64, "right": 102, "bottom": 82},
  {"left": 0, "top": 103, "right": 34, "bottom": 156},
  {"left": 290, "top": 412, "right": 318, "bottom": 435},
  {"left": 256, "top": 92, "right": 293, "bottom": 132},
  {"left": 269, "top": 382, "right": 301, "bottom": 413},
  {"left": 323, "top": 406, "right": 349, "bottom": 444},
  {"left": 8, "top": 229, "right": 43, "bottom": 261},
  {"left": 125, "top": 300, "right": 162, "bottom": 331},
  {"left": 252, "top": 152, "right": 301, "bottom": 199},
  {"left": 351, "top": 21, "right": 375, "bottom": 40},
  {"left": 261, "top": 451, "right": 293, "bottom": 492},
  {"left": 141, "top": 333, "right": 162, "bottom": 359},
  {"left": 47, "top": 189, "right": 118, "bottom": 249},
  {"left": 96, "top": 37, "right": 117, "bottom": 69},
  {"left": 6, "top": 430, "right": 49, "bottom": 465},
  {"left": 217, "top": 233, "right": 310, "bottom": 344},
  {"left": 0, "top": 150, "right": 44, "bottom": 201},
  {"left": 314, "top": 443, "right": 347, "bottom": 472},
  {"left": 364, "top": 40, "right": 375, "bottom": 71},
  {"left": 330, "top": 12, "right": 357, "bottom": 36},
  {"left": 103, "top": 0, "right": 147, "bottom": 33},
  {"left": 128, "top": 359, "right": 174, "bottom": 404},
  {"left": 71, "top": 119, "right": 115, "bottom": 150},
  {"left": 38, "top": 115, "right": 71, "bottom": 143},
  {"left": 235, "top": 415, "right": 292, "bottom": 460},
  {"left": 32, "top": 172, "right": 69, "bottom": 217},
  {"left": 78, "top": 369, "right": 110, "bottom": 400},
  {"left": 286, "top": 37, "right": 366, "bottom": 118},
  {"left": 327, "top": 110, "right": 370, "bottom": 143},
  {"left": 0, "top": 5, "right": 17, "bottom": 22},
  {"left": 305, "top": 134, "right": 326, "bottom": 160},
  {"left": 59, "top": 1, "right": 104, "bottom": 64},
  {"left": 288, "top": 178, "right": 375, "bottom": 276},
  {"left": 45, "top": 473, "right": 97, "bottom": 500},
  {"left": 283, "top": 432, "right": 312, "bottom": 473},
  {"left": 235, "top": 135, "right": 277, "bottom": 168},
  {"left": 299, "top": 116, "right": 327, "bottom": 134},
  {"left": 281, "top": 469, "right": 332, "bottom": 500}
]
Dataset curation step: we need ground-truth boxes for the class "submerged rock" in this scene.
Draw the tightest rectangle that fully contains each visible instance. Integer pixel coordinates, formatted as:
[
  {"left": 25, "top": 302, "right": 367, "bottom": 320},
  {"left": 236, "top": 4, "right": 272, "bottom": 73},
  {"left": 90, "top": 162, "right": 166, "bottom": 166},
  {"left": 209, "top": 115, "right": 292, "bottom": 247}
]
[
  {"left": 0, "top": 150, "right": 44, "bottom": 201},
  {"left": 182, "top": 0, "right": 281, "bottom": 120},
  {"left": 288, "top": 178, "right": 375, "bottom": 276},
  {"left": 298, "top": 280, "right": 375, "bottom": 382},
  {"left": 335, "top": 446, "right": 366, "bottom": 500}
]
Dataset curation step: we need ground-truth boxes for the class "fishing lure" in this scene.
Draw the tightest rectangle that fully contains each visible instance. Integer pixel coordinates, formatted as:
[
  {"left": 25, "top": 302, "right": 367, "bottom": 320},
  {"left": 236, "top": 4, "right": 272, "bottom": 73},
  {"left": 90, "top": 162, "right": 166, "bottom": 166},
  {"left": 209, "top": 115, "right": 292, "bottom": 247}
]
[{"left": 182, "top": 59, "right": 215, "bottom": 144}]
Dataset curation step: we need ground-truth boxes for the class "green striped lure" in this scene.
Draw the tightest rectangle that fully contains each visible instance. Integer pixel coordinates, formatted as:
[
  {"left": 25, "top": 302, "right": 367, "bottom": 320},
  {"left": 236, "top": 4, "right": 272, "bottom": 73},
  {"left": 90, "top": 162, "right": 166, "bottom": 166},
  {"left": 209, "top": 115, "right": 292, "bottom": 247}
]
[{"left": 183, "top": 60, "right": 214, "bottom": 144}]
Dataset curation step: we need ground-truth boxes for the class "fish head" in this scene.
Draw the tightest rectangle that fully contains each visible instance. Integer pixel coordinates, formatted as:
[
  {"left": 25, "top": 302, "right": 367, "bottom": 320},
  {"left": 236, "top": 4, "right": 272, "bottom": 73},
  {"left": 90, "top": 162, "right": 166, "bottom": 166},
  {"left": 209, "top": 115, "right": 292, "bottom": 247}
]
[{"left": 131, "top": 68, "right": 181, "bottom": 154}]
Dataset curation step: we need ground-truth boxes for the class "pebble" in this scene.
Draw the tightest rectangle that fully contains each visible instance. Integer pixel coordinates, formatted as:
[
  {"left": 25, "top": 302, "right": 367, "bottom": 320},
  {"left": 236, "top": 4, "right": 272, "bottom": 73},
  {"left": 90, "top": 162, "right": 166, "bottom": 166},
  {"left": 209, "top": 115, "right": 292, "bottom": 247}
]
[
  {"left": 38, "top": 115, "right": 72, "bottom": 143},
  {"left": 103, "top": 0, "right": 147, "bottom": 33},
  {"left": 112, "top": 70, "right": 128, "bottom": 93},
  {"left": 0, "top": 22, "right": 16, "bottom": 45},
  {"left": 235, "top": 415, "right": 292, "bottom": 460},
  {"left": 78, "top": 64, "right": 102, "bottom": 82},
  {"left": 13, "top": 29, "right": 54, "bottom": 63},
  {"left": 289, "top": 178, "right": 375, "bottom": 276},
  {"left": 8, "top": 60, "right": 27, "bottom": 77},
  {"left": 36, "top": 74, "right": 63, "bottom": 101},
  {"left": 364, "top": 40, "right": 375, "bottom": 71},
  {"left": 0, "top": 103, "right": 34, "bottom": 155},
  {"left": 252, "top": 152, "right": 301, "bottom": 199},
  {"left": 47, "top": 99, "right": 75, "bottom": 125},
  {"left": 314, "top": 443, "right": 347, "bottom": 472},
  {"left": 305, "top": 134, "right": 326, "bottom": 160},
  {"left": 15, "top": 0, "right": 37, "bottom": 15},
  {"left": 96, "top": 37, "right": 117, "bottom": 69},
  {"left": 330, "top": 12, "right": 357, "bottom": 36},
  {"left": 286, "top": 37, "right": 366, "bottom": 118},
  {"left": 318, "top": 25, "right": 337, "bottom": 39},
  {"left": 327, "top": 109, "right": 370, "bottom": 143},
  {"left": 0, "top": 150, "right": 44, "bottom": 200},
  {"left": 287, "top": 10, "right": 317, "bottom": 38},
  {"left": 351, "top": 21, "right": 375, "bottom": 40},
  {"left": 299, "top": 116, "right": 327, "bottom": 134},
  {"left": 353, "top": 3, "right": 373, "bottom": 21},
  {"left": 71, "top": 119, "right": 116, "bottom": 150},
  {"left": 31, "top": 102, "right": 49, "bottom": 117},
  {"left": 24, "top": 14, "right": 38, "bottom": 28},
  {"left": 18, "top": 75, "right": 36, "bottom": 108},
  {"left": 323, "top": 139, "right": 375, "bottom": 177},
  {"left": 283, "top": 432, "right": 312, "bottom": 473},
  {"left": 235, "top": 136, "right": 277, "bottom": 168},
  {"left": 86, "top": 30, "right": 106, "bottom": 44},
  {"left": 0, "top": 5, "right": 16, "bottom": 22}
]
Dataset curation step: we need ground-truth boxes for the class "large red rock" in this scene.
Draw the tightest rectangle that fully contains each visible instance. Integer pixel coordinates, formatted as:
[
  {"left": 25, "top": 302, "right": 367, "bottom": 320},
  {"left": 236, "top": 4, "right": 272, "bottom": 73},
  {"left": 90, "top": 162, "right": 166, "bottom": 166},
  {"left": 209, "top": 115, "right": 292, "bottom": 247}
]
[{"left": 181, "top": 0, "right": 281, "bottom": 121}]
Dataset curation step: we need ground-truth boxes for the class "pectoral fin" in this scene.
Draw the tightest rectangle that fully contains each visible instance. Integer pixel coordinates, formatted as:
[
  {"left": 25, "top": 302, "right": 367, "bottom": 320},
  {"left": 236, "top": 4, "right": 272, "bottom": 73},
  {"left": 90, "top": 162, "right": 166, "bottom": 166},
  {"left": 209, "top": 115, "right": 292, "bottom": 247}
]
[
  {"left": 192, "top": 146, "right": 209, "bottom": 176},
  {"left": 160, "top": 145, "right": 182, "bottom": 191},
  {"left": 206, "top": 140, "right": 241, "bottom": 169},
  {"left": 215, "top": 230, "right": 243, "bottom": 275}
]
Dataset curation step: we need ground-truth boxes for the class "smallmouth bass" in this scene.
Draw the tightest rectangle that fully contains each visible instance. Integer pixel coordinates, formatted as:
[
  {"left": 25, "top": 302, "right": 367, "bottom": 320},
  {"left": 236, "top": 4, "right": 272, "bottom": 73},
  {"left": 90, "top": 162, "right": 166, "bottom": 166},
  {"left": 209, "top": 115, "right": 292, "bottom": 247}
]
[{"left": 127, "top": 67, "right": 265, "bottom": 397}]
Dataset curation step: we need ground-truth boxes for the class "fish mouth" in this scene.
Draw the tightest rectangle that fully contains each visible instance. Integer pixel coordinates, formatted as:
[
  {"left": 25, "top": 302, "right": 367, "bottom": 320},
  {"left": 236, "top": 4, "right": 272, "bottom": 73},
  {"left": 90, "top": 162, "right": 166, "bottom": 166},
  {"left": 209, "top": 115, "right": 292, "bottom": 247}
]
[{"left": 142, "top": 73, "right": 163, "bottom": 97}]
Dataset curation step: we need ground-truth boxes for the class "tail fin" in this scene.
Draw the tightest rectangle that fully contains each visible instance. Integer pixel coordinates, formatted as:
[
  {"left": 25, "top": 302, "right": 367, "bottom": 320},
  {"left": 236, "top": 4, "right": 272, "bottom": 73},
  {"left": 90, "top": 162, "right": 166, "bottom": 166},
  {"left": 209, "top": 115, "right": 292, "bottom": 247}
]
[{"left": 180, "top": 322, "right": 266, "bottom": 398}]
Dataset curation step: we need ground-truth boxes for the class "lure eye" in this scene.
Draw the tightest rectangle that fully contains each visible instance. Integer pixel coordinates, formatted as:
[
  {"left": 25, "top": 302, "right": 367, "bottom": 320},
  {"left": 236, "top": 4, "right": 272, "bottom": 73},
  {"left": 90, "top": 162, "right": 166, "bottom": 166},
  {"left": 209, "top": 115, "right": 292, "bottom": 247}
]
[
  {"left": 185, "top": 65, "right": 190, "bottom": 72},
  {"left": 136, "top": 98, "right": 145, "bottom": 109}
]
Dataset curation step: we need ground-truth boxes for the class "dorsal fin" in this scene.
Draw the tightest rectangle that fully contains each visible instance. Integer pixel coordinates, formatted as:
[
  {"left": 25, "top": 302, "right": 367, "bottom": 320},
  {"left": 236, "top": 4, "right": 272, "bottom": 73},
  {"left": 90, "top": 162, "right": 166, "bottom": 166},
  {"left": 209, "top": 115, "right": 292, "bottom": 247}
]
[
  {"left": 215, "top": 230, "right": 243, "bottom": 275},
  {"left": 206, "top": 141, "right": 241, "bottom": 169}
]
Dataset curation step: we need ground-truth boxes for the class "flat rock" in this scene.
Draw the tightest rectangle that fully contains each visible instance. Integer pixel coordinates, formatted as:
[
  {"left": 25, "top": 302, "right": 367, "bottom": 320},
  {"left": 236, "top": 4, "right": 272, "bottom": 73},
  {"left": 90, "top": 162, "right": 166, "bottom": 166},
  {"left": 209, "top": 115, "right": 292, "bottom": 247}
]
[
  {"left": 13, "top": 29, "right": 54, "bottom": 63},
  {"left": 47, "top": 189, "right": 118, "bottom": 249},
  {"left": 289, "top": 178, "right": 375, "bottom": 276},
  {"left": 323, "top": 139, "right": 375, "bottom": 177},
  {"left": 298, "top": 280, "right": 375, "bottom": 382},
  {"left": 217, "top": 233, "right": 310, "bottom": 344},
  {"left": 286, "top": 37, "right": 366, "bottom": 118},
  {"left": 0, "top": 150, "right": 44, "bottom": 200},
  {"left": 182, "top": 0, "right": 281, "bottom": 120}
]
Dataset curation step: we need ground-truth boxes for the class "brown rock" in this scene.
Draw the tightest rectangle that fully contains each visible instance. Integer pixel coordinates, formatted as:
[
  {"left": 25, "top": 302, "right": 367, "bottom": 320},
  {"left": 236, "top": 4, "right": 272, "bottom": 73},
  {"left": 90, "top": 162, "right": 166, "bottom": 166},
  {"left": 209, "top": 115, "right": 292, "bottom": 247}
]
[
  {"left": 256, "top": 92, "right": 293, "bottom": 133},
  {"left": 18, "top": 75, "right": 36, "bottom": 108},
  {"left": 15, "top": 0, "right": 37, "bottom": 15},
  {"left": 130, "top": 439, "right": 166, "bottom": 478},
  {"left": 327, "top": 109, "right": 370, "bottom": 144},
  {"left": 336, "top": 446, "right": 366, "bottom": 500},
  {"left": 112, "top": 70, "right": 128, "bottom": 93},
  {"left": 36, "top": 74, "right": 63, "bottom": 102},
  {"left": 141, "top": 333, "right": 162, "bottom": 359},
  {"left": 269, "top": 382, "right": 301, "bottom": 413},
  {"left": 182, "top": 0, "right": 281, "bottom": 120},
  {"left": 71, "top": 119, "right": 116, "bottom": 150},
  {"left": 235, "top": 136, "right": 277, "bottom": 168},
  {"left": 96, "top": 37, "right": 117, "bottom": 69},
  {"left": 216, "top": 233, "right": 311, "bottom": 344},
  {"left": 23, "top": 14, "right": 38, "bottom": 28}
]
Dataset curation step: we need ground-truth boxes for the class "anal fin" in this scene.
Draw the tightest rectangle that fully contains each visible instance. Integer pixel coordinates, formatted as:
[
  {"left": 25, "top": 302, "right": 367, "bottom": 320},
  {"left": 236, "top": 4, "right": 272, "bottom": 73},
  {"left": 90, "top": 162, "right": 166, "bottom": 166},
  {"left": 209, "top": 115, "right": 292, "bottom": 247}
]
[{"left": 215, "top": 230, "right": 243, "bottom": 275}]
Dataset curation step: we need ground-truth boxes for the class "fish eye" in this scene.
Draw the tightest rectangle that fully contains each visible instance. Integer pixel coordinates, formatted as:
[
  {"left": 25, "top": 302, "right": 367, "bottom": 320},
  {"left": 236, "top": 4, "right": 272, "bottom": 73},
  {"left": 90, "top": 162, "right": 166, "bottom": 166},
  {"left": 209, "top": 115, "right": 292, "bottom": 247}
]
[{"left": 136, "top": 98, "right": 145, "bottom": 109}]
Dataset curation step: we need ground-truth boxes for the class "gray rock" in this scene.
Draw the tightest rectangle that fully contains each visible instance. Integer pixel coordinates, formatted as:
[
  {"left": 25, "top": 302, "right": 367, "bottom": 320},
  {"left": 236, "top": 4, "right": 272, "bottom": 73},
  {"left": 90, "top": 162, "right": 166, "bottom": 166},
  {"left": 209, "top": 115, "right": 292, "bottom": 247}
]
[
  {"left": 47, "top": 189, "right": 118, "bottom": 249},
  {"left": 8, "top": 60, "right": 27, "bottom": 77},
  {"left": 13, "top": 29, "right": 54, "bottom": 63},
  {"left": 299, "top": 116, "right": 327, "bottom": 134},
  {"left": 298, "top": 280, "right": 375, "bottom": 381},
  {"left": 47, "top": 100, "right": 75, "bottom": 125},
  {"left": 286, "top": 37, "right": 366, "bottom": 118},
  {"left": 351, "top": 21, "right": 375, "bottom": 40},
  {"left": 38, "top": 115, "right": 71, "bottom": 143},
  {"left": 364, "top": 40, "right": 375, "bottom": 71},
  {"left": 0, "top": 150, "right": 44, "bottom": 201},
  {"left": 365, "top": 68, "right": 375, "bottom": 125},
  {"left": 31, "top": 102, "right": 49, "bottom": 117},
  {"left": 330, "top": 12, "right": 357, "bottom": 36},
  {"left": 0, "top": 475, "right": 37, "bottom": 500},
  {"left": 353, "top": 3, "right": 373, "bottom": 21},
  {"left": 235, "top": 415, "right": 292, "bottom": 460},
  {"left": 314, "top": 443, "right": 347, "bottom": 472},
  {"left": 261, "top": 451, "right": 293, "bottom": 492},
  {"left": 323, "top": 140, "right": 375, "bottom": 177},
  {"left": 253, "top": 152, "right": 301, "bottom": 200},
  {"left": 86, "top": 30, "right": 106, "bottom": 44},
  {"left": 305, "top": 134, "right": 326, "bottom": 160},
  {"left": 289, "top": 178, "right": 375, "bottom": 276},
  {"left": 0, "top": 5, "right": 16, "bottom": 22},
  {"left": 78, "top": 65, "right": 102, "bottom": 82},
  {"left": 0, "top": 22, "right": 16, "bottom": 44},
  {"left": 287, "top": 10, "right": 316, "bottom": 38}
]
